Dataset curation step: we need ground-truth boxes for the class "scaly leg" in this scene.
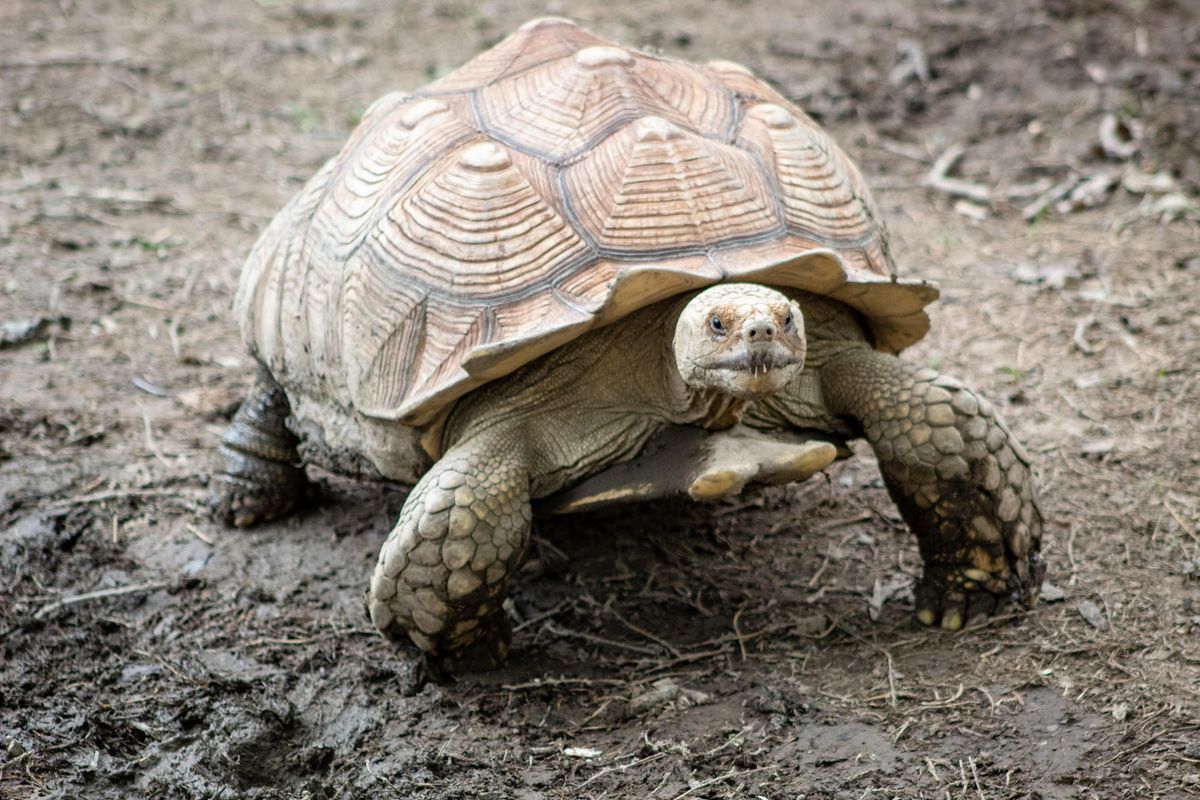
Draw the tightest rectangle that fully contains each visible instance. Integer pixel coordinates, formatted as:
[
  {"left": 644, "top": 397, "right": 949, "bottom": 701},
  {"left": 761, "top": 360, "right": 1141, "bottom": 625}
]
[
  {"left": 821, "top": 349, "right": 1044, "bottom": 630},
  {"left": 367, "top": 435, "right": 532, "bottom": 669},
  {"left": 210, "top": 365, "right": 308, "bottom": 527}
]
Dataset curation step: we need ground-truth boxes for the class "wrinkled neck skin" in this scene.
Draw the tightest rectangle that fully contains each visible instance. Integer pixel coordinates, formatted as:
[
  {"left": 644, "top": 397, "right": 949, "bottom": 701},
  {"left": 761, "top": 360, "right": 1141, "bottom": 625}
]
[
  {"left": 442, "top": 296, "right": 748, "bottom": 497},
  {"left": 440, "top": 290, "right": 870, "bottom": 498}
]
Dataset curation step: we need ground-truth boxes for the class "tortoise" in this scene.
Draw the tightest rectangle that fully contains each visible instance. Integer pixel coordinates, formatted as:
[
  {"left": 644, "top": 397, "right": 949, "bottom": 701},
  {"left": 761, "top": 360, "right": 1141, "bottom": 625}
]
[{"left": 213, "top": 17, "right": 1044, "bottom": 667}]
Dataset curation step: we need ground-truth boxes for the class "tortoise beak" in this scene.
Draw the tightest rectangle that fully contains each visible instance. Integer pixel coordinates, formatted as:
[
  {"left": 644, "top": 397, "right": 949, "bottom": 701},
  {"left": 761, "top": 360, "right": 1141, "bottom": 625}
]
[{"left": 747, "top": 342, "right": 776, "bottom": 374}]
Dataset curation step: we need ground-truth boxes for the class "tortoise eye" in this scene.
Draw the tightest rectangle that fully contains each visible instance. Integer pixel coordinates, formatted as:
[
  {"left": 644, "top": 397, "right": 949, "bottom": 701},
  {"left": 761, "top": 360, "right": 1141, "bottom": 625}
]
[
  {"left": 709, "top": 315, "right": 726, "bottom": 336},
  {"left": 784, "top": 312, "right": 794, "bottom": 329}
]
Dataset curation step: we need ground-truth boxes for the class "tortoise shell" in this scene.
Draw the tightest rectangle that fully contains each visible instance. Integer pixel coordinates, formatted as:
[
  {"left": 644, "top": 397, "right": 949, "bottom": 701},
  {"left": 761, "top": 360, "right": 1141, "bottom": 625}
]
[{"left": 235, "top": 17, "right": 938, "bottom": 427}]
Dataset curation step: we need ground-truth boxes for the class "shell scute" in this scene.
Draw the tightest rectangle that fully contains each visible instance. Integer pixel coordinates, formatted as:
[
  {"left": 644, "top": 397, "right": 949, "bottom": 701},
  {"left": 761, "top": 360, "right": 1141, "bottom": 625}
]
[
  {"left": 474, "top": 49, "right": 734, "bottom": 162},
  {"left": 563, "top": 118, "right": 782, "bottom": 254},
  {"left": 366, "top": 143, "right": 589, "bottom": 297}
]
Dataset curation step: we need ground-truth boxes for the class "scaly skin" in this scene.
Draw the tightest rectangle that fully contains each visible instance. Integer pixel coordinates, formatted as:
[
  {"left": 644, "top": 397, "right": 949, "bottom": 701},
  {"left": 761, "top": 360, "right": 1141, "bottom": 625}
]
[
  {"left": 367, "top": 435, "right": 533, "bottom": 668},
  {"left": 819, "top": 349, "right": 1045, "bottom": 629},
  {"left": 363, "top": 294, "right": 805, "bottom": 664},
  {"left": 217, "top": 292, "right": 1043, "bottom": 666},
  {"left": 211, "top": 365, "right": 308, "bottom": 527}
]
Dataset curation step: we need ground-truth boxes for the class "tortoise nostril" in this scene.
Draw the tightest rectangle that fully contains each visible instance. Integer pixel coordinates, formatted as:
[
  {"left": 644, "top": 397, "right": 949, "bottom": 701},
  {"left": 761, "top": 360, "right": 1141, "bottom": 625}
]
[{"left": 744, "top": 321, "right": 776, "bottom": 342}]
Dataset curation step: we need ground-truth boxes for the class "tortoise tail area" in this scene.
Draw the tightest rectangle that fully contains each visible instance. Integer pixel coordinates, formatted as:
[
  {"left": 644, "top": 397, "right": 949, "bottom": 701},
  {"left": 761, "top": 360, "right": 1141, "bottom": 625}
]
[{"left": 210, "top": 364, "right": 309, "bottom": 527}]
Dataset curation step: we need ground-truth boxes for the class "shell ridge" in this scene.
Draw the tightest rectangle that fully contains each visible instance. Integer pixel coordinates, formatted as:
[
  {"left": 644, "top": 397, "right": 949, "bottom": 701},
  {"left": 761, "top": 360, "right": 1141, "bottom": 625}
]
[
  {"left": 737, "top": 129, "right": 793, "bottom": 234},
  {"left": 413, "top": 51, "right": 577, "bottom": 98},
  {"left": 595, "top": 228, "right": 787, "bottom": 262},
  {"left": 552, "top": 168, "right": 600, "bottom": 254}
]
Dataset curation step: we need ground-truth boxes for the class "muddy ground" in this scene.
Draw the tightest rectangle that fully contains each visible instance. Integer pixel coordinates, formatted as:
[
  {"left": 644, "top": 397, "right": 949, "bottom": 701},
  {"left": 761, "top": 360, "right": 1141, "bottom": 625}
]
[{"left": 2, "top": 0, "right": 1199, "bottom": 797}]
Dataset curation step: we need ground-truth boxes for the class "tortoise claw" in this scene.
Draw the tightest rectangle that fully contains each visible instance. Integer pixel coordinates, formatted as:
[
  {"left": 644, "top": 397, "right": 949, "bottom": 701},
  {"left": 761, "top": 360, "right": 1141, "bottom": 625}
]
[{"left": 914, "top": 554, "right": 1044, "bottom": 631}]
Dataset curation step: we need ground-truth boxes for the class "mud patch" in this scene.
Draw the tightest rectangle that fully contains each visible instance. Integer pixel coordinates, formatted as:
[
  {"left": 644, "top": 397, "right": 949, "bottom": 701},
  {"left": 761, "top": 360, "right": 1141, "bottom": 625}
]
[{"left": 3, "top": 0, "right": 1199, "bottom": 797}]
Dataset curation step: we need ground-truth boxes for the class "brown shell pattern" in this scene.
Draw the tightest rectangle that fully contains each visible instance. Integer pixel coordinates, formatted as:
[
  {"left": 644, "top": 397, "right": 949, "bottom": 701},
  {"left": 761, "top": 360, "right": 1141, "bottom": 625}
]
[{"left": 236, "top": 17, "right": 938, "bottom": 426}]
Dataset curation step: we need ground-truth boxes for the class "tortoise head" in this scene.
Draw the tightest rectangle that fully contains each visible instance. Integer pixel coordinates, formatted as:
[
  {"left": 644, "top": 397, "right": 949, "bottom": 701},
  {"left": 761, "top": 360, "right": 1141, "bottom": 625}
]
[{"left": 673, "top": 283, "right": 806, "bottom": 399}]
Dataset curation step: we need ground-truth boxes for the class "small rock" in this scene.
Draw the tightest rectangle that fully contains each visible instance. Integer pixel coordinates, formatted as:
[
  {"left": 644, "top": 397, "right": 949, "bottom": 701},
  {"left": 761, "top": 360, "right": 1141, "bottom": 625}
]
[
  {"left": 1012, "top": 263, "right": 1077, "bottom": 290},
  {"left": 1110, "top": 702, "right": 1129, "bottom": 721},
  {"left": 1076, "top": 600, "right": 1108, "bottom": 630},
  {"left": 1148, "top": 193, "right": 1199, "bottom": 223},
  {"left": 1, "top": 316, "right": 69, "bottom": 347},
  {"left": 1039, "top": 581, "right": 1066, "bottom": 603},
  {"left": 889, "top": 39, "right": 929, "bottom": 85},
  {"left": 791, "top": 613, "right": 828, "bottom": 637},
  {"left": 867, "top": 574, "right": 912, "bottom": 621},
  {"left": 953, "top": 199, "right": 990, "bottom": 220},
  {"left": 1122, "top": 169, "right": 1176, "bottom": 195},
  {"left": 1080, "top": 438, "right": 1116, "bottom": 458}
]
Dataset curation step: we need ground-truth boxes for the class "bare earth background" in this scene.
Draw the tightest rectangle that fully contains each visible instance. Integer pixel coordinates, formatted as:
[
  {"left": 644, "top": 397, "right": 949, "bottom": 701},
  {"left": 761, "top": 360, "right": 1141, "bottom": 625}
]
[{"left": 2, "top": 0, "right": 1199, "bottom": 797}]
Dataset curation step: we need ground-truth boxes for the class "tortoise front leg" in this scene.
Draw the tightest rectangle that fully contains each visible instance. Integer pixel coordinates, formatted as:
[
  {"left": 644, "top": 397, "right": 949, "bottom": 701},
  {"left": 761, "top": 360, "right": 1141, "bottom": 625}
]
[
  {"left": 210, "top": 365, "right": 308, "bottom": 527},
  {"left": 821, "top": 349, "right": 1045, "bottom": 630},
  {"left": 367, "top": 435, "right": 532, "bottom": 670}
]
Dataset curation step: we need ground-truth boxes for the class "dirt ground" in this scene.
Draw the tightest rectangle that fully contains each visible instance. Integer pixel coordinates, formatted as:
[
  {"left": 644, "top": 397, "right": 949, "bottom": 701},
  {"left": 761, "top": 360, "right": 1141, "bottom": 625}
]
[{"left": 2, "top": 0, "right": 1199, "bottom": 797}]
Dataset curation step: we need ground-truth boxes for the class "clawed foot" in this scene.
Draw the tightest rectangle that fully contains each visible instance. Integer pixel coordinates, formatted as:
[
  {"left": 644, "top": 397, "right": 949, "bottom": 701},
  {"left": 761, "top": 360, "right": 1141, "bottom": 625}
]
[
  {"left": 209, "top": 470, "right": 306, "bottom": 528},
  {"left": 915, "top": 553, "right": 1045, "bottom": 630},
  {"left": 422, "top": 613, "right": 513, "bottom": 679}
]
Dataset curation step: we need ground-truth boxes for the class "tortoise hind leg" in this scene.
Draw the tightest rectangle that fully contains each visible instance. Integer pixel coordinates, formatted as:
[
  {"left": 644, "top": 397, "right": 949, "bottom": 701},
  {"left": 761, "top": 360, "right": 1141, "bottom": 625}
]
[{"left": 210, "top": 364, "right": 308, "bottom": 527}]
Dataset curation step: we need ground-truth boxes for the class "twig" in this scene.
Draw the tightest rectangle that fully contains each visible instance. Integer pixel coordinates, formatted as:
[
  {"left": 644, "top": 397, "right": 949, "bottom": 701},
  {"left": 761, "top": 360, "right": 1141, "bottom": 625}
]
[
  {"left": 924, "top": 144, "right": 991, "bottom": 205},
  {"left": 33, "top": 581, "right": 170, "bottom": 620},
  {"left": 0, "top": 49, "right": 135, "bottom": 69},
  {"left": 1057, "top": 389, "right": 1101, "bottom": 423},
  {"left": 186, "top": 524, "right": 215, "bottom": 545},
  {"left": 132, "top": 375, "right": 172, "bottom": 397},
  {"left": 1021, "top": 177, "right": 1077, "bottom": 221},
  {"left": 44, "top": 487, "right": 180, "bottom": 510},
  {"left": 577, "top": 752, "right": 667, "bottom": 789},
  {"left": 543, "top": 622, "right": 660, "bottom": 656},
  {"left": 1072, "top": 316, "right": 1097, "bottom": 355},
  {"left": 608, "top": 608, "right": 682, "bottom": 659},
  {"left": 875, "top": 138, "right": 929, "bottom": 163},
  {"left": 1067, "top": 523, "right": 1080, "bottom": 573},
  {"left": 885, "top": 649, "right": 898, "bottom": 708},
  {"left": 501, "top": 676, "right": 630, "bottom": 691},
  {"left": 513, "top": 599, "right": 571, "bottom": 632},
  {"left": 1165, "top": 500, "right": 1198, "bottom": 543},
  {"left": 732, "top": 607, "right": 749, "bottom": 662},
  {"left": 672, "top": 766, "right": 766, "bottom": 800},
  {"left": 969, "top": 755, "right": 986, "bottom": 800},
  {"left": 1096, "top": 729, "right": 1171, "bottom": 768},
  {"left": 141, "top": 410, "right": 171, "bottom": 467}
]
